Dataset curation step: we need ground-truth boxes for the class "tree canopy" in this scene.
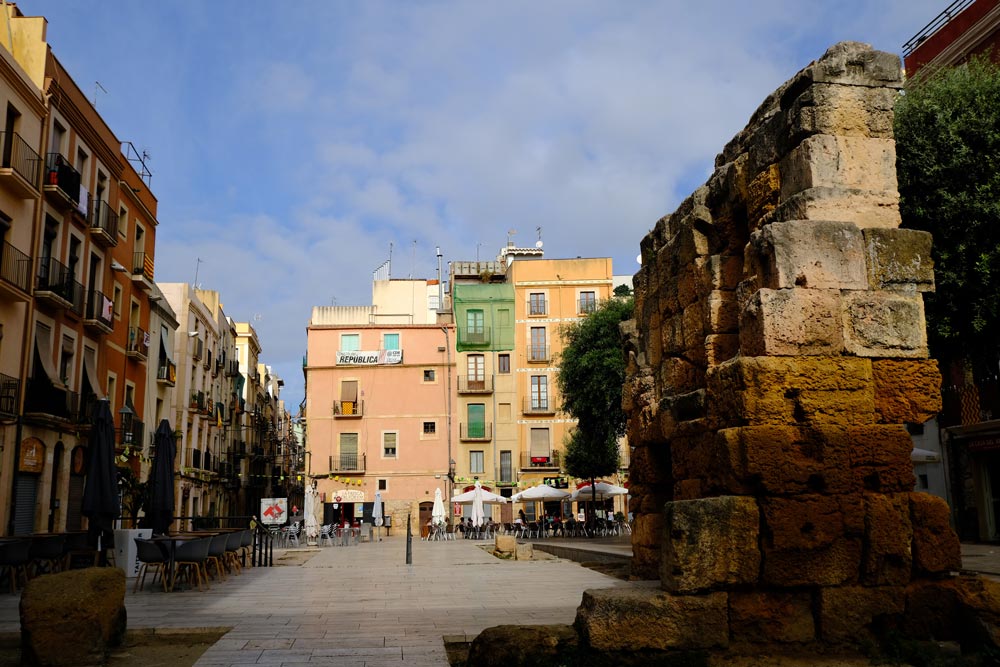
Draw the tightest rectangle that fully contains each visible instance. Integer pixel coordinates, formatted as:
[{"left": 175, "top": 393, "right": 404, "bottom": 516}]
[
  {"left": 895, "top": 55, "right": 1000, "bottom": 376},
  {"left": 558, "top": 296, "right": 634, "bottom": 483}
]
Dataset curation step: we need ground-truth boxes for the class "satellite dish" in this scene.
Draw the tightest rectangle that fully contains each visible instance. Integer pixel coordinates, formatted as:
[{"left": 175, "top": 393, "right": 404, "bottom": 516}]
[
  {"left": 535, "top": 240, "right": 543, "bottom": 248},
  {"left": 636, "top": 254, "right": 642, "bottom": 265}
]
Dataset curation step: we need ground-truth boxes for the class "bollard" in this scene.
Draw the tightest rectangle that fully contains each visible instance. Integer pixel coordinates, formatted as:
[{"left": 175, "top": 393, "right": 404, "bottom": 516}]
[{"left": 406, "top": 512, "right": 412, "bottom": 565}]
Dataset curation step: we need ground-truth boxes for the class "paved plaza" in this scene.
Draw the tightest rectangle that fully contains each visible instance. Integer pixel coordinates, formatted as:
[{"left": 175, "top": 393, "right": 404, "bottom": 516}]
[{"left": 0, "top": 535, "right": 631, "bottom": 666}]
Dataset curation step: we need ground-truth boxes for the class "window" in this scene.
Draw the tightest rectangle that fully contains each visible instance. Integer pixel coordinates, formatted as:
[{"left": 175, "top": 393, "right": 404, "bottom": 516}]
[
  {"left": 530, "top": 428, "right": 550, "bottom": 463},
  {"left": 383, "top": 333, "right": 399, "bottom": 350},
  {"left": 529, "top": 292, "right": 546, "bottom": 315},
  {"left": 498, "top": 354, "right": 510, "bottom": 374},
  {"left": 530, "top": 327, "right": 547, "bottom": 361},
  {"left": 500, "top": 451, "right": 512, "bottom": 482},
  {"left": 59, "top": 335, "right": 75, "bottom": 385},
  {"left": 423, "top": 421, "right": 436, "bottom": 435},
  {"left": 113, "top": 283, "right": 122, "bottom": 319},
  {"left": 338, "top": 380, "right": 359, "bottom": 415},
  {"left": 467, "top": 403, "right": 486, "bottom": 438},
  {"left": 107, "top": 374, "right": 117, "bottom": 413},
  {"left": 467, "top": 309, "right": 484, "bottom": 333},
  {"left": 579, "top": 291, "right": 597, "bottom": 314},
  {"left": 118, "top": 205, "right": 128, "bottom": 238},
  {"left": 423, "top": 369, "right": 435, "bottom": 382},
  {"left": 383, "top": 431, "right": 397, "bottom": 457},
  {"left": 429, "top": 293, "right": 440, "bottom": 310},
  {"left": 531, "top": 375, "right": 548, "bottom": 410},
  {"left": 498, "top": 308, "right": 510, "bottom": 326},
  {"left": 378, "top": 479, "right": 387, "bottom": 491},
  {"left": 340, "top": 333, "right": 360, "bottom": 351},
  {"left": 470, "top": 450, "right": 484, "bottom": 474},
  {"left": 467, "top": 354, "right": 485, "bottom": 389},
  {"left": 339, "top": 433, "right": 358, "bottom": 470}
]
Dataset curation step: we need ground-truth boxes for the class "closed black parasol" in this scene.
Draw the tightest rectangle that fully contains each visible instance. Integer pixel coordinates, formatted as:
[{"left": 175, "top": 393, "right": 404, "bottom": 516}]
[
  {"left": 82, "top": 399, "right": 119, "bottom": 558},
  {"left": 148, "top": 419, "right": 176, "bottom": 535}
]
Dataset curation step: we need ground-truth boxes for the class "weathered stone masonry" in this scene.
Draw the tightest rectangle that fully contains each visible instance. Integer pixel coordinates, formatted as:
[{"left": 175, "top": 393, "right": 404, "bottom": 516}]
[{"left": 592, "top": 42, "right": 972, "bottom": 650}]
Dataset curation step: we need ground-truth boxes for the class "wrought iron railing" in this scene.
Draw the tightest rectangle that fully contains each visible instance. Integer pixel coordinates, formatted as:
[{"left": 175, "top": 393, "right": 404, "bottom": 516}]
[
  {"left": 91, "top": 200, "right": 119, "bottom": 238},
  {"left": 331, "top": 452, "right": 365, "bottom": 472},
  {"left": 458, "top": 375, "right": 494, "bottom": 393},
  {"left": 527, "top": 345, "right": 551, "bottom": 362},
  {"left": 84, "top": 288, "right": 114, "bottom": 329},
  {"left": 520, "top": 451, "right": 561, "bottom": 469},
  {"left": 44, "top": 153, "right": 81, "bottom": 203},
  {"left": 24, "top": 377, "right": 72, "bottom": 418},
  {"left": 1, "top": 131, "right": 42, "bottom": 185},
  {"left": 333, "top": 400, "right": 364, "bottom": 417},
  {"left": 460, "top": 422, "right": 492, "bottom": 441},
  {"left": 157, "top": 359, "right": 177, "bottom": 385},
  {"left": 128, "top": 326, "right": 149, "bottom": 358},
  {"left": 35, "top": 256, "right": 73, "bottom": 302},
  {"left": 902, "top": 0, "right": 975, "bottom": 57},
  {"left": 0, "top": 372, "right": 19, "bottom": 417},
  {"left": 132, "top": 250, "right": 154, "bottom": 280},
  {"left": 458, "top": 326, "right": 491, "bottom": 346},
  {"left": 67, "top": 277, "right": 85, "bottom": 317},
  {"left": 0, "top": 240, "right": 31, "bottom": 292}
]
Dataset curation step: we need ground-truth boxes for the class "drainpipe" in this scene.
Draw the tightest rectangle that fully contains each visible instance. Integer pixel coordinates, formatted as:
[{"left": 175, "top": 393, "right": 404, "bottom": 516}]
[{"left": 441, "top": 326, "right": 453, "bottom": 527}]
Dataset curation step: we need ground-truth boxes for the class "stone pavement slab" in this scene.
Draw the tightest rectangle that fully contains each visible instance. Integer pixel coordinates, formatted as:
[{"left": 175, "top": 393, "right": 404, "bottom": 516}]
[{"left": 0, "top": 535, "right": 628, "bottom": 666}]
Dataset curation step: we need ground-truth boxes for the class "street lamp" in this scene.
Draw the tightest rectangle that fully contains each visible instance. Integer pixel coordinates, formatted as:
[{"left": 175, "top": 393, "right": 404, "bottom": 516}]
[{"left": 119, "top": 402, "right": 136, "bottom": 446}]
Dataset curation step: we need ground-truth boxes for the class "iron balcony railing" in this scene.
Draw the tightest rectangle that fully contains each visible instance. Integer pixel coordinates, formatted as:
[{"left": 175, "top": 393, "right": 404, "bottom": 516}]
[
  {"left": 527, "top": 298, "right": 548, "bottom": 316},
  {"left": 118, "top": 420, "right": 144, "bottom": 451},
  {"left": 458, "top": 326, "right": 491, "bottom": 347},
  {"left": 458, "top": 375, "right": 494, "bottom": 393},
  {"left": 132, "top": 250, "right": 154, "bottom": 280},
  {"left": 24, "top": 377, "right": 72, "bottom": 419},
  {"left": 520, "top": 451, "right": 561, "bottom": 469},
  {"left": 67, "top": 277, "right": 85, "bottom": 317},
  {"left": 0, "top": 372, "right": 20, "bottom": 417},
  {"left": 74, "top": 391, "right": 99, "bottom": 425},
  {"left": 459, "top": 422, "right": 492, "bottom": 441},
  {"left": 333, "top": 400, "right": 364, "bottom": 417},
  {"left": 44, "top": 153, "right": 81, "bottom": 203},
  {"left": 1, "top": 131, "right": 42, "bottom": 185},
  {"left": 902, "top": 0, "right": 974, "bottom": 57},
  {"left": 84, "top": 288, "right": 114, "bottom": 330},
  {"left": 0, "top": 241, "right": 31, "bottom": 293},
  {"left": 330, "top": 452, "right": 366, "bottom": 472},
  {"left": 523, "top": 397, "right": 556, "bottom": 415},
  {"left": 526, "top": 345, "right": 551, "bottom": 363},
  {"left": 157, "top": 359, "right": 177, "bottom": 385},
  {"left": 127, "top": 326, "right": 149, "bottom": 359},
  {"left": 577, "top": 297, "right": 597, "bottom": 315},
  {"left": 91, "top": 200, "right": 119, "bottom": 238},
  {"left": 35, "top": 256, "right": 73, "bottom": 302}
]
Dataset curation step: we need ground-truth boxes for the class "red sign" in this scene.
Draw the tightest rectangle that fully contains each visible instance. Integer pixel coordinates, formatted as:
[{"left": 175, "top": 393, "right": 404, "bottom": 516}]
[{"left": 335, "top": 495, "right": 342, "bottom": 503}]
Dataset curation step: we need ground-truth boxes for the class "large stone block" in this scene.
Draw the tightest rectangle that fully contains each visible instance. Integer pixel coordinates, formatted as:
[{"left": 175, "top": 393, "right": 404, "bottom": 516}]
[
  {"left": 740, "top": 288, "right": 843, "bottom": 356},
  {"left": 761, "top": 494, "right": 864, "bottom": 587},
  {"left": 819, "top": 585, "right": 905, "bottom": 644},
  {"left": 659, "top": 356, "right": 705, "bottom": 396},
  {"left": 661, "top": 496, "right": 761, "bottom": 593},
  {"left": 863, "top": 227, "right": 935, "bottom": 292},
  {"left": 904, "top": 577, "right": 1000, "bottom": 650},
  {"left": 872, "top": 359, "right": 942, "bottom": 424},
  {"left": 631, "top": 511, "right": 664, "bottom": 561},
  {"left": 576, "top": 588, "right": 729, "bottom": 651},
  {"left": 750, "top": 220, "right": 867, "bottom": 290},
  {"left": 802, "top": 42, "right": 903, "bottom": 88},
  {"left": 716, "top": 425, "right": 852, "bottom": 495},
  {"left": 780, "top": 135, "right": 897, "bottom": 199},
  {"left": 705, "top": 334, "right": 740, "bottom": 366},
  {"left": 747, "top": 163, "right": 781, "bottom": 227},
  {"left": 708, "top": 356, "right": 876, "bottom": 427},
  {"left": 20, "top": 567, "right": 127, "bottom": 667},
  {"left": 909, "top": 492, "right": 962, "bottom": 575},
  {"left": 862, "top": 493, "right": 913, "bottom": 586},
  {"left": 467, "top": 624, "right": 578, "bottom": 667},
  {"left": 696, "top": 254, "right": 744, "bottom": 296},
  {"left": 842, "top": 291, "right": 928, "bottom": 358},
  {"left": 706, "top": 290, "right": 739, "bottom": 333},
  {"left": 848, "top": 424, "right": 915, "bottom": 493},
  {"left": 729, "top": 591, "right": 816, "bottom": 644},
  {"left": 765, "top": 186, "right": 901, "bottom": 229},
  {"left": 789, "top": 82, "right": 899, "bottom": 140}
]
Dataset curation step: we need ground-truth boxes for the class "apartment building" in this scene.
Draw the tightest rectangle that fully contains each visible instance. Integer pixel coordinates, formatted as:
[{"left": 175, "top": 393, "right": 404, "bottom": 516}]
[
  {"left": 2, "top": 6, "right": 164, "bottom": 536},
  {"left": 305, "top": 278, "right": 454, "bottom": 533}
]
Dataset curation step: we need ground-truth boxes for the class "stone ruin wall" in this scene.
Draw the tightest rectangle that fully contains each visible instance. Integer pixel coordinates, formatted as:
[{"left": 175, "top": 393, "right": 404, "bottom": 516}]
[{"left": 613, "top": 42, "right": 966, "bottom": 647}]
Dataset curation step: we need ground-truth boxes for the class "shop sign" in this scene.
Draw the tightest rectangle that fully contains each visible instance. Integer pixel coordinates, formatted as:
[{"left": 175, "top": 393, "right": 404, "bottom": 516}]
[
  {"left": 260, "top": 498, "right": 288, "bottom": 524},
  {"left": 19, "top": 438, "right": 45, "bottom": 473},
  {"left": 969, "top": 436, "right": 1000, "bottom": 453},
  {"left": 333, "top": 488, "right": 365, "bottom": 502},
  {"left": 336, "top": 350, "right": 403, "bottom": 366}
]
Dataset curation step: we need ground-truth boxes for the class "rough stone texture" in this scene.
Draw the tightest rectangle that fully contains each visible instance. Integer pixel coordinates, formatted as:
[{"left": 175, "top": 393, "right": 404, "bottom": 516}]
[
  {"left": 576, "top": 588, "right": 728, "bottom": 651},
  {"left": 749, "top": 220, "right": 867, "bottom": 291},
  {"left": 494, "top": 535, "right": 516, "bottom": 555},
  {"left": 861, "top": 493, "right": 912, "bottom": 586},
  {"left": 904, "top": 577, "right": 1000, "bottom": 650},
  {"left": 909, "top": 492, "right": 962, "bottom": 575},
  {"left": 729, "top": 591, "right": 816, "bottom": 644},
  {"left": 20, "top": 567, "right": 126, "bottom": 666},
  {"left": 661, "top": 496, "right": 760, "bottom": 593},
  {"left": 819, "top": 585, "right": 905, "bottom": 643},
  {"left": 515, "top": 543, "right": 534, "bottom": 561},
  {"left": 842, "top": 292, "right": 928, "bottom": 357},
  {"left": 863, "top": 227, "right": 935, "bottom": 292},
  {"left": 467, "top": 624, "right": 578, "bottom": 667},
  {"left": 871, "top": 359, "right": 942, "bottom": 424},
  {"left": 740, "top": 288, "right": 844, "bottom": 357}
]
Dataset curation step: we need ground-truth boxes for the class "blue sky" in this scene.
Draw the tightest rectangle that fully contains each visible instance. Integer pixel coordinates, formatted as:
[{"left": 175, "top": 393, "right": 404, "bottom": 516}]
[{"left": 26, "top": 0, "right": 946, "bottom": 409}]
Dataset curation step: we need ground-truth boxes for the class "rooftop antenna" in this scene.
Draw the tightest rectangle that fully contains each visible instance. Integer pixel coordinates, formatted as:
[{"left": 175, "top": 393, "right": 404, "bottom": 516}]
[
  {"left": 253, "top": 313, "right": 263, "bottom": 321},
  {"left": 410, "top": 239, "right": 417, "bottom": 279},
  {"left": 507, "top": 229, "right": 516, "bottom": 247},
  {"left": 536, "top": 226, "right": 542, "bottom": 243},
  {"left": 476, "top": 242, "right": 482, "bottom": 262},
  {"left": 93, "top": 81, "right": 108, "bottom": 108},
  {"left": 193, "top": 257, "right": 203, "bottom": 287}
]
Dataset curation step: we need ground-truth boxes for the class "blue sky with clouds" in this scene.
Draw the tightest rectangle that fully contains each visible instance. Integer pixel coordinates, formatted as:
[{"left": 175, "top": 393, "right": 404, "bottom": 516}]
[{"left": 26, "top": 0, "right": 946, "bottom": 409}]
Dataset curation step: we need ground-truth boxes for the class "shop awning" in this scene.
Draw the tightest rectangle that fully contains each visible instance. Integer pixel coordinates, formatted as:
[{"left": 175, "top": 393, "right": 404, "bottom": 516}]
[
  {"left": 83, "top": 347, "right": 105, "bottom": 399},
  {"left": 912, "top": 447, "right": 941, "bottom": 463},
  {"left": 33, "top": 325, "right": 60, "bottom": 384}
]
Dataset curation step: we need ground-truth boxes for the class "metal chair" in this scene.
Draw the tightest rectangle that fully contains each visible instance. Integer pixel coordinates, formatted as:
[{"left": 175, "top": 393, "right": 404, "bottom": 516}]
[{"left": 318, "top": 524, "right": 333, "bottom": 547}]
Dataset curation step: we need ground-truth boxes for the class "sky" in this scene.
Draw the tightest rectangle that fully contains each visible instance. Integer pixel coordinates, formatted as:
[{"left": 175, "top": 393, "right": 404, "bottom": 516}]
[{"left": 25, "top": 0, "right": 946, "bottom": 410}]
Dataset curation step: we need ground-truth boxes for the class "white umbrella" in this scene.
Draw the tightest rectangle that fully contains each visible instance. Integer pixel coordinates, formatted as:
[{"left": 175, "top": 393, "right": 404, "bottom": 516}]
[
  {"left": 470, "top": 481, "right": 486, "bottom": 528},
  {"left": 511, "top": 483, "right": 570, "bottom": 502},
  {"left": 373, "top": 490, "right": 384, "bottom": 541},
  {"left": 569, "top": 482, "right": 629, "bottom": 501},
  {"left": 304, "top": 484, "right": 319, "bottom": 542},
  {"left": 432, "top": 488, "right": 446, "bottom": 525},
  {"left": 452, "top": 486, "right": 508, "bottom": 504}
]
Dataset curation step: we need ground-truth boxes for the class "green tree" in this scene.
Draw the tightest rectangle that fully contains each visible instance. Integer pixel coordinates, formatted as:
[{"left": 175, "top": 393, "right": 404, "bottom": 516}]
[
  {"left": 558, "top": 296, "right": 634, "bottom": 526},
  {"left": 896, "top": 55, "right": 1000, "bottom": 377}
]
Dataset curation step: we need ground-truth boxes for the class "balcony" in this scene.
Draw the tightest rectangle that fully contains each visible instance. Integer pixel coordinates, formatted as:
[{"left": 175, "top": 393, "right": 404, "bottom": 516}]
[
  {"left": 520, "top": 450, "right": 561, "bottom": 470},
  {"left": 0, "top": 373, "right": 19, "bottom": 417},
  {"left": 527, "top": 298, "right": 548, "bottom": 316},
  {"left": 117, "top": 419, "right": 144, "bottom": 453},
  {"left": 131, "top": 250, "right": 154, "bottom": 292},
  {"left": 66, "top": 278, "right": 85, "bottom": 319},
  {"left": 191, "top": 337, "right": 203, "bottom": 361},
  {"left": 577, "top": 297, "right": 597, "bottom": 315},
  {"left": 459, "top": 422, "right": 492, "bottom": 442},
  {"left": 523, "top": 397, "right": 557, "bottom": 415},
  {"left": 89, "top": 200, "right": 119, "bottom": 247},
  {"left": 23, "top": 377, "right": 72, "bottom": 421},
  {"left": 73, "top": 391, "right": 99, "bottom": 425},
  {"left": 225, "top": 359, "right": 240, "bottom": 377},
  {"left": 83, "top": 288, "right": 114, "bottom": 334},
  {"left": 0, "top": 132, "right": 41, "bottom": 198},
  {"left": 333, "top": 400, "right": 364, "bottom": 418},
  {"left": 33, "top": 256, "right": 73, "bottom": 309},
  {"left": 127, "top": 326, "right": 149, "bottom": 361},
  {"left": 526, "top": 345, "right": 551, "bottom": 363},
  {"left": 203, "top": 347, "right": 212, "bottom": 370},
  {"left": 43, "top": 153, "right": 81, "bottom": 211},
  {"left": 458, "top": 326, "right": 491, "bottom": 347},
  {"left": 458, "top": 375, "right": 493, "bottom": 394},
  {"left": 0, "top": 240, "right": 31, "bottom": 300},
  {"left": 330, "top": 452, "right": 366, "bottom": 473},
  {"left": 157, "top": 359, "right": 177, "bottom": 386}
]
